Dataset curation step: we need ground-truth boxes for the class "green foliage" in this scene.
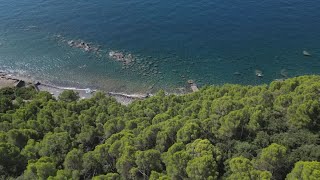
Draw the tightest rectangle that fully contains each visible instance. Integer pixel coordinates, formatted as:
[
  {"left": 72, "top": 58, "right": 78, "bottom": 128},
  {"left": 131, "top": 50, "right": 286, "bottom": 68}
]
[
  {"left": 23, "top": 157, "right": 57, "bottom": 180},
  {"left": 7, "top": 129, "right": 38, "bottom": 149},
  {"left": 227, "top": 156, "right": 272, "bottom": 180},
  {"left": 1, "top": 75, "right": 320, "bottom": 179},
  {"left": 38, "top": 132, "right": 71, "bottom": 163},
  {"left": 48, "top": 169, "right": 80, "bottom": 180},
  {"left": 186, "top": 155, "right": 218, "bottom": 180},
  {"left": 63, "top": 148, "right": 83, "bottom": 171},
  {"left": 0, "top": 86, "right": 36, "bottom": 100},
  {"left": 58, "top": 90, "right": 80, "bottom": 102},
  {"left": 286, "top": 161, "right": 320, "bottom": 180},
  {"left": 92, "top": 173, "right": 120, "bottom": 180},
  {"left": 254, "top": 143, "right": 287, "bottom": 171},
  {"left": 149, "top": 171, "right": 170, "bottom": 180},
  {"left": 0, "top": 87, "right": 15, "bottom": 99},
  {"left": 135, "top": 149, "right": 162, "bottom": 177},
  {"left": 177, "top": 122, "right": 201, "bottom": 143},
  {"left": 0, "top": 96, "right": 13, "bottom": 113},
  {"left": 0, "top": 142, "right": 25, "bottom": 177}
]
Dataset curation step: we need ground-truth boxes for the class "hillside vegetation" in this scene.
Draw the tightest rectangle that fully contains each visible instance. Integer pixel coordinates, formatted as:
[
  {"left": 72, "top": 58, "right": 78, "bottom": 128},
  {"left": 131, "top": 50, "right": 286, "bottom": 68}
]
[{"left": 1, "top": 76, "right": 320, "bottom": 179}]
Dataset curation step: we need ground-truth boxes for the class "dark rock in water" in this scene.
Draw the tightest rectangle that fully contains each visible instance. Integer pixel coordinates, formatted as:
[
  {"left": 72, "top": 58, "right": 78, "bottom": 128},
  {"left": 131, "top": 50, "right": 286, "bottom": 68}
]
[
  {"left": 67, "top": 39, "right": 100, "bottom": 53},
  {"left": 92, "top": 47, "right": 100, "bottom": 52},
  {"left": 75, "top": 42, "right": 91, "bottom": 52},
  {"left": 84, "top": 44, "right": 91, "bottom": 52},
  {"left": 303, "top": 50, "right": 312, "bottom": 56},
  {"left": 109, "top": 51, "right": 124, "bottom": 61},
  {"left": 233, "top": 72, "right": 241, "bottom": 76},
  {"left": 108, "top": 51, "right": 134, "bottom": 65},
  {"left": 125, "top": 54, "right": 133, "bottom": 63}
]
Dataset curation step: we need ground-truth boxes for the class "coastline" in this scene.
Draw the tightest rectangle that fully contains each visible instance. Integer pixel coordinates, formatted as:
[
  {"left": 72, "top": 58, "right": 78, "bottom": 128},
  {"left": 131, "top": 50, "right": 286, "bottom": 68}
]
[{"left": 0, "top": 71, "right": 152, "bottom": 105}]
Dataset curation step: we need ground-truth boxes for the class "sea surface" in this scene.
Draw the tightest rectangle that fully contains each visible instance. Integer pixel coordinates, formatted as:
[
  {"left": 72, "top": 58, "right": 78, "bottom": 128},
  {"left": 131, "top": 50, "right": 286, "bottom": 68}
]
[{"left": 0, "top": 0, "right": 320, "bottom": 93}]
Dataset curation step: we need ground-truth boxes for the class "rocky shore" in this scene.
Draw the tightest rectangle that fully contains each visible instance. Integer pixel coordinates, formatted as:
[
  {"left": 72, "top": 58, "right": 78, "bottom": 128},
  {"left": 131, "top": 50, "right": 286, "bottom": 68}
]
[{"left": 0, "top": 72, "right": 33, "bottom": 88}]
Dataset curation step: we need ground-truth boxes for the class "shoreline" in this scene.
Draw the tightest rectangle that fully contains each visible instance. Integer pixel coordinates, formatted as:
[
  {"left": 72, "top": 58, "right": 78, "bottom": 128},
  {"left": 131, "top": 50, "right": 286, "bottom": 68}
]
[{"left": 0, "top": 71, "right": 154, "bottom": 105}]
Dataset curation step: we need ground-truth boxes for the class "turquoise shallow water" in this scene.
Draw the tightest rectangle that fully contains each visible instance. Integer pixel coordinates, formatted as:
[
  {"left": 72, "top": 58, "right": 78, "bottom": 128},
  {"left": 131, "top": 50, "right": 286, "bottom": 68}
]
[{"left": 0, "top": 0, "right": 320, "bottom": 92}]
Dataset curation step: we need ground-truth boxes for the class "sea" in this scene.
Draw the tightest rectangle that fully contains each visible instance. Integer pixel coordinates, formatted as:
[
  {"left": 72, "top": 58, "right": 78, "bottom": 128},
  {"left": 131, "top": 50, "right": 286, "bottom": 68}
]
[{"left": 0, "top": 0, "right": 320, "bottom": 93}]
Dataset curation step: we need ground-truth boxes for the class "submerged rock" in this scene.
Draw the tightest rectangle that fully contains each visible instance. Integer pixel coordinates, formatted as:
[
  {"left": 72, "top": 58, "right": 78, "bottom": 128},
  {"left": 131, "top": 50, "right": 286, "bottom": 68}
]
[
  {"left": 108, "top": 51, "right": 134, "bottom": 65},
  {"left": 75, "top": 41, "right": 90, "bottom": 51},
  {"left": 109, "top": 51, "right": 124, "bottom": 60},
  {"left": 124, "top": 54, "right": 134, "bottom": 64},
  {"left": 68, "top": 40, "right": 75, "bottom": 46},
  {"left": 67, "top": 39, "right": 100, "bottom": 53}
]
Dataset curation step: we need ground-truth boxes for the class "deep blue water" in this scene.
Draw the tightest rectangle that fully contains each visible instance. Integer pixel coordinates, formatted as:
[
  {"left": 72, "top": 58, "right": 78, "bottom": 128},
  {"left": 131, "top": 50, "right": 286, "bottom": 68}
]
[{"left": 0, "top": 0, "right": 320, "bottom": 92}]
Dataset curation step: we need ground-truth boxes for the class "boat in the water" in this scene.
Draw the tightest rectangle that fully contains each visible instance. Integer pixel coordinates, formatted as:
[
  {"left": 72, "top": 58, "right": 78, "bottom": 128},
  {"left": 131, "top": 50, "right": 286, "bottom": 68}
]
[
  {"left": 255, "top": 70, "right": 263, "bottom": 77},
  {"left": 303, "top": 50, "right": 312, "bottom": 56},
  {"left": 256, "top": 73, "right": 263, "bottom": 77}
]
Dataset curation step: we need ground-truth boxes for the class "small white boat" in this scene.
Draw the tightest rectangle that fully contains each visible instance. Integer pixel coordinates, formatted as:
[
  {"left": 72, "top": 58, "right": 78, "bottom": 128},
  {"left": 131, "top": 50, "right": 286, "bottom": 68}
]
[
  {"left": 255, "top": 70, "right": 263, "bottom": 77},
  {"left": 256, "top": 73, "right": 263, "bottom": 77},
  {"left": 303, "top": 50, "right": 311, "bottom": 56}
]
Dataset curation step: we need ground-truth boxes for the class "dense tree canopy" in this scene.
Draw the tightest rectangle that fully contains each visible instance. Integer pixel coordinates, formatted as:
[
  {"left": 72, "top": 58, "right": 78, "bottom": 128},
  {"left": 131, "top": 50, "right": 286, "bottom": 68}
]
[{"left": 0, "top": 75, "right": 320, "bottom": 179}]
